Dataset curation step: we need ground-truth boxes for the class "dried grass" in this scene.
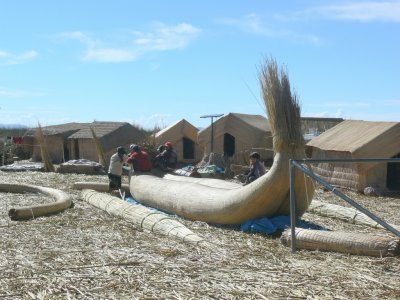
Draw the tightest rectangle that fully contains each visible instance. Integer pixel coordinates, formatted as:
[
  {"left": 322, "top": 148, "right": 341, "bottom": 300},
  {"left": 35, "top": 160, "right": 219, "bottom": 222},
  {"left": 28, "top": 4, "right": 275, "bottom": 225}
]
[
  {"left": 259, "top": 58, "right": 303, "bottom": 152},
  {"left": 90, "top": 127, "right": 108, "bottom": 168},
  {"left": 1, "top": 170, "right": 400, "bottom": 299},
  {"left": 35, "top": 123, "right": 55, "bottom": 173}
]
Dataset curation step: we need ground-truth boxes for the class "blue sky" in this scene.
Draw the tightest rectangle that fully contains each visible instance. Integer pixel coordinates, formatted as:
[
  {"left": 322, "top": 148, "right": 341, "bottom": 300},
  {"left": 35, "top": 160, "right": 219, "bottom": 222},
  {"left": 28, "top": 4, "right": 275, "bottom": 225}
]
[{"left": 0, "top": 1, "right": 399, "bottom": 129}]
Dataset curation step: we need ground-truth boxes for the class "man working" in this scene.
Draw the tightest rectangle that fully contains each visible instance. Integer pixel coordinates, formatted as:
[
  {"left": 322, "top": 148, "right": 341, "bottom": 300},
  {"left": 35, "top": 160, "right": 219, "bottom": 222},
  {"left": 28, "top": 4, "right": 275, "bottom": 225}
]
[
  {"left": 108, "top": 146, "right": 128, "bottom": 191},
  {"left": 127, "top": 144, "right": 152, "bottom": 172}
]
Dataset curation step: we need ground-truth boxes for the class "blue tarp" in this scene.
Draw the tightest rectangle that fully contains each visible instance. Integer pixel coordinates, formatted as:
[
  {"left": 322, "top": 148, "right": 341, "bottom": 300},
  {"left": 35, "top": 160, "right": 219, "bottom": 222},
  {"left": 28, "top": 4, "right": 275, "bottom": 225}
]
[{"left": 240, "top": 215, "right": 326, "bottom": 235}]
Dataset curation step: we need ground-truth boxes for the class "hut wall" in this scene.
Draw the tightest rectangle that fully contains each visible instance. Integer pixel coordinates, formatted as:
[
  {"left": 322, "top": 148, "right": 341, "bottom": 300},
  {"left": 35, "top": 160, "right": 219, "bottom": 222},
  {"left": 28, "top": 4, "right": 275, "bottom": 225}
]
[
  {"left": 32, "top": 135, "right": 64, "bottom": 163},
  {"left": 155, "top": 119, "right": 202, "bottom": 164},
  {"left": 77, "top": 138, "right": 98, "bottom": 162},
  {"left": 155, "top": 134, "right": 202, "bottom": 163},
  {"left": 310, "top": 148, "right": 392, "bottom": 191},
  {"left": 100, "top": 124, "right": 146, "bottom": 163},
  {"left": 199, "top": 129, "right": 271, "bottom": 156},
  {"left": 21, "top": 136, "right": 35, "bottom": 156},
  {"left": 201, "top": 131, "right": 271, "bottom": 165},
  {"left": 364, "top": 164, "right": 387, "bottom": 190},
  {"left": 310, "top": 148, "right": 361, "bottom": 191},
  {"left": 168, "top": 138, "right": 199, "bottom": 164}
]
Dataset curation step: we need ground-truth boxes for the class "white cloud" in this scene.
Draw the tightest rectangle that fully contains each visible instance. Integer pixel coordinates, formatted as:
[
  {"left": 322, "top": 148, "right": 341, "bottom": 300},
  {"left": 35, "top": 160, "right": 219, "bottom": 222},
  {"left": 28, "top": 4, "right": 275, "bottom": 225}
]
[
  {"left": 0, "top": 86, "right": 45, "bottom": 98},
  {"left": 60, "top": 23, "right": 201, "bottom": 63},
  {"left": 84, "top": 48, "right": 138, "bottom": 63},
  {"left": 313, "top": 1, "right": 400, "bottom": 22},
  {"left": 0, "top": 50, "right": 38, "bottom": 65},
  {"left": 134, "top": 22, "right": 201, "bottom": 51},
  {"left": 218, "top": 1, "right": 400, "bottom": 43},
  {"left": 383, "top": 99, "right": 400, "bottom": 105},
  {"left": 218, "top": 14, "right": 321, "bottom": 45}
]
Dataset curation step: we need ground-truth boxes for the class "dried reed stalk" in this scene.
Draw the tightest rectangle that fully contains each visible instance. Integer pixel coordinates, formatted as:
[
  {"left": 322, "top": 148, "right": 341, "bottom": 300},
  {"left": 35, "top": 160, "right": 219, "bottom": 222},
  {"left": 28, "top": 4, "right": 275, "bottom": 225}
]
[
  {"left": 35, "top": 123, "right": 55, "bottom": 172},
  {"left": 90, "top": 127, "right": 108, "bottom": 168},
  {"left": 281, "top": 228, "right": 400, "bottom": 257},
  {"left": 73, "top": 181, "right": 130, "bottom": 195},
  {"left": 81, "top": 189, "right": 212, "bottom": 248},
  {"left": 308, "top": 200, "right": 400, "bottom": 231},
  {"left": 260, "top": 58, "right": 303, "bottom": 153}
]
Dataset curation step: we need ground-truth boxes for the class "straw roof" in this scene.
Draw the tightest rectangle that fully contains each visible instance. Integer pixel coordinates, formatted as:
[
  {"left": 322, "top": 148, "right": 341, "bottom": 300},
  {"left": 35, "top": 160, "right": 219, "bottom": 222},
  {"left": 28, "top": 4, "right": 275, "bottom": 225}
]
[
  {"left": 68, "top": 122, "right": 137, "bottom": 139},
  {"left": 25, "top": 122, "right": 139, "bottom": 139},
  {"left": 24, "top": 122, "right": 84, "bottom": 136},
  {"left": 307, "top": 120, "right": 400, "bottom": 158},
  {"left": 154, "top": 119, "right": 199, "bottom": 144}
]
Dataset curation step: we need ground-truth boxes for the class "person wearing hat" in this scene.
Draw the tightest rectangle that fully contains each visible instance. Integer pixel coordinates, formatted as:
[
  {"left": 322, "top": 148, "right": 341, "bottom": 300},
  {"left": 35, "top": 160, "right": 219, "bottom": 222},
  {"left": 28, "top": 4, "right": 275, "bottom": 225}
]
[
  {"left": 108, "top": 146, "right": 128, "bottom": 190},
  {"left": 244, "top": 152, "right": 266, "bottom": 185},
  {"left": 155, "top": 141, "right": 177, "bottom": 171},
  {"left": 127, "top": 144, "right": 152, "bottom": 172}
]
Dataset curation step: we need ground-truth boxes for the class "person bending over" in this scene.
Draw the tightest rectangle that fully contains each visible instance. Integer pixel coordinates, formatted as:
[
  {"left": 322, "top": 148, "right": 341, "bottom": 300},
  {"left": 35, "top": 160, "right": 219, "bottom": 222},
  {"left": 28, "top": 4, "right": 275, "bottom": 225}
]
[
  {"left": 108, "top": 146, "right": 128, "bottom": 190},
  {"left": 155, "top": 141, "right": 177, "bottom": 171},
  {"left": 127, "top": 144, "right": 152, "bottom": 172}
]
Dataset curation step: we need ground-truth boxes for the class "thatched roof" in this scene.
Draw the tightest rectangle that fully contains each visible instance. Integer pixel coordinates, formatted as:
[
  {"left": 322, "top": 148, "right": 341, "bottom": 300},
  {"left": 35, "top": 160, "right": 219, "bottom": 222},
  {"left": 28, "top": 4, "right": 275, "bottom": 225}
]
[
  {"left": 68, "top": 122, "right": 133, "bottom": 139},
  {"left": 24, "top": 122, "right": 84, "bottom": 136},
  {"left": 155, "top": 119, "right": 199, "bottom": 144},
  {"left": 307, "top": 120, "right": 400, "bottom": 158},
  {"left": 229, "top": 113, "right": 270, "bottom": 132},
  {"left": 301, "top": 117, "right": 344, "bottom": 122},
  {"left": 24, "top": 122, "right": 139, "bottom": 139}
]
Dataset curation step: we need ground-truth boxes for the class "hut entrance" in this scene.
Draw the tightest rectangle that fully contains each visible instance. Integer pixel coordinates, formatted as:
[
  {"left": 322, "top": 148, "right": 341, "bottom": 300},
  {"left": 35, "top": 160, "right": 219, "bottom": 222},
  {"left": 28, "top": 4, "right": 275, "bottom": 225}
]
[
  {"left": 387, "top": 153, "right": 400, "bottom": 190},
  {"left": 182, "top": 137, "right": 195, "bottom": 160},
  {"left": 223, "top": 133, "right": 235, "bottom": 157},
  {"left": 63, "top": 142, "right": 69, "bottom": 162},
  {"left": 73, "top": 139, "right": 80, "bottom": 160}
]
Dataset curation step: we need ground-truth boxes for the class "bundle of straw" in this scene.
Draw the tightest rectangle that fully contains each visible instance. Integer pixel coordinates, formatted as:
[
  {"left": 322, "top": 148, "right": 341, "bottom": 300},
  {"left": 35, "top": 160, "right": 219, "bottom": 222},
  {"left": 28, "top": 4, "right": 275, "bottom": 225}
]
[
  {"left": 90, "top": 127, "right": 108, "bottom": 168},
  {"left": 35, "top": 123, "right": 55, "bottom": 172}
]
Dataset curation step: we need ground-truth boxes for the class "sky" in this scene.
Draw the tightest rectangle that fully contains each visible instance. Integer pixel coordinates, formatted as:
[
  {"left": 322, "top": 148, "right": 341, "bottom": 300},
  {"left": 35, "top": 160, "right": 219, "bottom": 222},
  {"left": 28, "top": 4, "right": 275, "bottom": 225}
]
[{"left": 0, "top": 1, "right": 399, "bottom": 130}]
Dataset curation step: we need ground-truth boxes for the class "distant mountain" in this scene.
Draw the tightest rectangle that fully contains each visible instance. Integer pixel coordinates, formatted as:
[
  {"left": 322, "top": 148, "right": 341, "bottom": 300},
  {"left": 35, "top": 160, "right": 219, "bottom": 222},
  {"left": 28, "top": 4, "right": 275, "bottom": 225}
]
[{"left": 0, "top": 123, "right": 28, "bottom": 129}]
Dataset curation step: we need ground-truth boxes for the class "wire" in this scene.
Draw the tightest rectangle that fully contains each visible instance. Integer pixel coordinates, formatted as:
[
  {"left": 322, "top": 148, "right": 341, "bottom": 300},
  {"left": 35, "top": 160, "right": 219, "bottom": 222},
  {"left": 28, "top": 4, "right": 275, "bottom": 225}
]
[{"left": 241, "top": 78, "right": 266, "bottom": 114}]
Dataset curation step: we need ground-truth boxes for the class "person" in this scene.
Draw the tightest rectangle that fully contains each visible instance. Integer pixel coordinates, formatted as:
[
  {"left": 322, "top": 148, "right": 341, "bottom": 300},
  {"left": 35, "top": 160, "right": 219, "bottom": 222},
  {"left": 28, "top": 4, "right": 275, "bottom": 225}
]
[
  {"left": 127, "top": 144, "right": 152, "bottom": 172},
  {"left": 157, "top": 144, "right": 165, "bottom": 155},
  {"left": 108, "top": 146, "right": 128, "bottom": 191},
  {"left": 155, "top": 141, "right": 177, "bottom": 171},
  {"left": 244, "top": 152, "right": 266, "bottom": 185}
]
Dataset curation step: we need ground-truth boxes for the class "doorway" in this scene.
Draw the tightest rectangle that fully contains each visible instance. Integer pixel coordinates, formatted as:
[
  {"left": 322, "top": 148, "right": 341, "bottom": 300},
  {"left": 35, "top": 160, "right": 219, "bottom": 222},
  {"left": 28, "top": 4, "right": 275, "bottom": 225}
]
[
  {"left": 73, "top": 139, "right": 80, "bottom": 160},
  {"left": 182, "top": 137, "right": 195, "bottom": 160},
  {"left": 223, "top": 133, "right": 235, "bottom": 157},
  {"left": 387, "top": 153, "right": 400, "bottom": 190}
]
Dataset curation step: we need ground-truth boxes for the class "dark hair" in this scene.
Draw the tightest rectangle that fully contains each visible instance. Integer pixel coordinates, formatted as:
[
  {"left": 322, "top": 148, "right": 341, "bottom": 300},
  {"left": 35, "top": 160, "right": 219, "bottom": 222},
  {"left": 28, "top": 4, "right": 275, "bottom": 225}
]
[
  {"left": 117, "top": 146, "right": 127, "bottom": 155},
  {"left": 130, "top": 144, "right": 140, "bottom": 152},
  {"left": 250, "top": 152, "right": 260, "bottom": 159}
]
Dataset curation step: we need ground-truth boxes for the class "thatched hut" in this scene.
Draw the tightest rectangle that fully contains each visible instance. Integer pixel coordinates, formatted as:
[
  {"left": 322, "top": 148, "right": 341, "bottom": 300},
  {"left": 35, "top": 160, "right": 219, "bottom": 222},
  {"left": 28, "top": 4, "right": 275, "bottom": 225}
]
[
  {"left": 24, "top": 122, "right": 146, "bottom": 164},
  {"left": 154, "top": 119, "right": 201, "bottom": 164},
  {"left": 67, "top": 122, "right": 145, "bottom": 163},
  {"left": 306, "top": 120, "right": 400, "bottom": 191},
  {"left": 23, "top": 123, "right": 83, "bottom": 164},
  {"left": 197, "top": 113, "right": 273, "bottom": 164}
]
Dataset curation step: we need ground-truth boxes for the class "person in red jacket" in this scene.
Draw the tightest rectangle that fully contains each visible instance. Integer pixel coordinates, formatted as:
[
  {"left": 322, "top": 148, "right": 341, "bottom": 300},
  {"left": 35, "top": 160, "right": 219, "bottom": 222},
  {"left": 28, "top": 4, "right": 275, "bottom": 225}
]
[{"left": 127, "top": 144, "right": 152, "bottom": 172}]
